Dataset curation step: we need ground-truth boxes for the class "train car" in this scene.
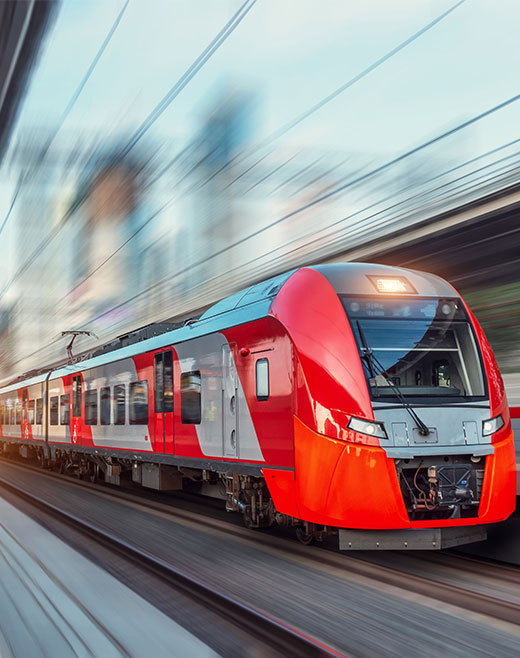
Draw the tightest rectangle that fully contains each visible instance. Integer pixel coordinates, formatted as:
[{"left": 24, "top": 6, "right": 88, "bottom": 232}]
[{"left": 0, "top": 263, "right": 516, "bottom": 549}]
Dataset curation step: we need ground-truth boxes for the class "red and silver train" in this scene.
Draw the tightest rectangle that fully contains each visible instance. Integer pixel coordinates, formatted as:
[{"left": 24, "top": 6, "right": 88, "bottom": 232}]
[{"left": 0, "top": 263, "right": 516, "bottom": 549}]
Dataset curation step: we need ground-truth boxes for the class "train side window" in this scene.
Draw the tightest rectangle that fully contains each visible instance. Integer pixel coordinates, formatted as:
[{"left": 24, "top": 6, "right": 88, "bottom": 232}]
[
  {"left": 9, "top": 405, "right": 15, "bottom": 425},
  {"left": 113, "top": 385, "right": 126, "bottom": 425},
  {"left": 28, "top": 400, "right": 35, "bottom": 425},
  {"left": 50, "top": 396, "right": 59, "bottom": 425},
  {"left": 85, "top": 390, "right": 98, "bottom": 425},
  {"left": 36, "top": 398, "right": 43, "bottom": 424},
  {"left": 72, "top": 375, "right": 82, "bottom": 417},
  {"left": 256, "top": 358, "right": 269, "bottom": 401},
  {"left": 0, "top": 403, "right": 4, "bottom": 425},
  {"left": 181, "top": 371, "right": 201, "bottom": 424},
  {"left": 100, "top": 387, "right": 111, "bottom": 425},
  {"left": 130, "top": 381, "right": 148, "bottom": 425},
  {"left": 15, "top": 402, "right": 21, "bottom": 425},
  {"left": 60, "top": 394, "right": 70, "bottom": 425}
]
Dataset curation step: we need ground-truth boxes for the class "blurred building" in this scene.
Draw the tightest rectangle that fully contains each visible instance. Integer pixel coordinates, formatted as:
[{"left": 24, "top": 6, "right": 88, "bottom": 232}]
[
  {"left": 10, "top": 144, "right": 62, "bottom": 374},
  {"left": 64, "top": 145, "right": 150, "bottom": 332}
]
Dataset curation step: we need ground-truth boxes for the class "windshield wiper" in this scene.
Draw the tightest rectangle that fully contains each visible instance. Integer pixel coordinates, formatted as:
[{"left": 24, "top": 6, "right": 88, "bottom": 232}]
[{"left": 356, "top": 321, "right": 430, "bottom": 436}]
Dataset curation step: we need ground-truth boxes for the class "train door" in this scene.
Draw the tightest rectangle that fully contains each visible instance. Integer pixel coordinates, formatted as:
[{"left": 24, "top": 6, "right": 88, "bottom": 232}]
[
  {"left": 71, "top": 374, "right": 82, "bottom": 445},
  {"left": 154, "top": 350, "right": 174, "bottom": 453},
  {"left": 21, "top": 388, "right": 29, "bottom": 440},
  {"left": 222, "top": 344, "right": 238, "bottom": 458}
]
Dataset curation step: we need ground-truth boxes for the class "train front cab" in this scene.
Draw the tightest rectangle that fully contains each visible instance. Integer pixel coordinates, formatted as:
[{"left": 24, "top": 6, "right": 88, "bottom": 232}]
[{"left": 268, "top": 264, "right": 516, "bottom": 549}]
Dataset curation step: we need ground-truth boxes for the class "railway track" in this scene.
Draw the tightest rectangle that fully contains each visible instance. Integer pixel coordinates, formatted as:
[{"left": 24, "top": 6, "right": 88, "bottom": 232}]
[
  {"left": 0, "top": 465, "right": 343, "bottom": 658},
  {"left": 1, "top": 456, "right": 519, "bottom": 630}
]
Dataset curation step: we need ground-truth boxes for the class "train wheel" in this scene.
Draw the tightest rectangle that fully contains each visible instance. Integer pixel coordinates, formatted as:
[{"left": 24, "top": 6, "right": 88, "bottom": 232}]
[{"left": 295, "top": 527, "right": 316, "bottom": 545}]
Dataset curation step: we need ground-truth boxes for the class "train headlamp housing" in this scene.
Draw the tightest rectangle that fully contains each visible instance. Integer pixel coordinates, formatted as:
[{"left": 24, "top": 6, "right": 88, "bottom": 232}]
[
  {"left": 366, "top": 275, "right": 417, "bottom": 294},
  {"left": 482, "top": 414, "right": 504, "bottom": 436},
  {"left": 347, "top": 416, "right": 388, "bottom": 439}
]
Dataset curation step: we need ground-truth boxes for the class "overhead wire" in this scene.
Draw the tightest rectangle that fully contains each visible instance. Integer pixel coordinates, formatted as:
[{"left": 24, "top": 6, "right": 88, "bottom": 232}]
[
  {"left": 118, "top": 0, "right": 257, "bottom": 159},
  {"left": 195, "top": 0, "right": 467, "bottom": 189},
  {"left": 266, "top": 0, "right": 466, "bottom": 144}
]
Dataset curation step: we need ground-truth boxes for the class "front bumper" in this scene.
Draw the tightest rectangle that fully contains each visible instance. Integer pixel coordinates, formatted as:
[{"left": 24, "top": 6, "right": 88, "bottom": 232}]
[{"left": 272, "top": 416, "right": 517, "bottom": 530}]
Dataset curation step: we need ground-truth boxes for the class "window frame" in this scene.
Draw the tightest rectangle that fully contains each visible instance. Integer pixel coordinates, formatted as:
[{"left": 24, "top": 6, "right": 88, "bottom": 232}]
[
  {"left": 36, "top": 398, "right": 43, "bottom": 425},
  {"left": 84, "top": 389, "right": 98, "bottom": 426},
  {"left": 60, "top": 394, "right": 70, "bottom": 426},
  {"left": 100, "top": 386, "right": 111, "bottom": 425},
  {"left": 129, "top": 380, "right": 149, "bottom": 425},
  {"left": 49, "top": 396, "right": 59, "bottom": 425},
  {"left": 255, "top": 358, "right": 270, "bottom": 401},
  {"left": 113, "top": 384, "right": 126, "bottom": 425},
  {"left": 180, "top": 370, "right": 201, "bottom": 425}
]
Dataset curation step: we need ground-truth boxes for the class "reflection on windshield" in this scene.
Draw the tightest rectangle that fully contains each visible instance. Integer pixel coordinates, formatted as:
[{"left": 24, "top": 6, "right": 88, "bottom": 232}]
[{"left": 342, "top": 297, "right": 485, "bottom": 399}]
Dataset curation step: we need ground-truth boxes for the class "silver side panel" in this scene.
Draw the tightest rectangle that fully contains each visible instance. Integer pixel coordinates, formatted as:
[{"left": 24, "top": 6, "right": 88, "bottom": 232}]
[
  {"left": 85, "top": 360, "right": 153, "bottom": 452},
  {"left": 175, "top": 333, "right": 264, "bottom": 462}
]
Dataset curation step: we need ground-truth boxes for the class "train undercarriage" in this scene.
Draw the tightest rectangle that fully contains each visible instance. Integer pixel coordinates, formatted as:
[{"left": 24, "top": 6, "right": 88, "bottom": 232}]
[
  {"left": 0, "top": 440, "right": 491, "bottom": 549},
  {"left": 0, "top": 439, "right": 326, "bottom": 545}
]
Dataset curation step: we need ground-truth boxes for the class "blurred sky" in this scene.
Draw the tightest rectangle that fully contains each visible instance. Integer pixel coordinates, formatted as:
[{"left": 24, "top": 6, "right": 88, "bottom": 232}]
[{"left": 1, "top": 0, "right": 519, "bottom": 290}]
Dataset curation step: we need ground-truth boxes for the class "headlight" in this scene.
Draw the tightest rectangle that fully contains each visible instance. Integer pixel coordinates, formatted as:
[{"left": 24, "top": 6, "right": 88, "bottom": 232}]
[
  {"left": 347, "top": 416, "right": 387, "bottom": 439},
  {"left": 482, "top": 415, "right": 504, "bottom": 436}
]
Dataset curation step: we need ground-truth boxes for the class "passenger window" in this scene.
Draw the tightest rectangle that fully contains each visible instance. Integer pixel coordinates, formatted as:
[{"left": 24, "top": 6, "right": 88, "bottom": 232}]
[
  {"left": 50, "top": 396, "right": 59, "bottom": 425},
  {"left": 60, "top": 394, "right": 70, "bottom": 425},
  {"left": 15, "top": 402, "right": 21, "bottom": 425},
  {"left": 256, "top": 358, "right": 269, "bottom": 401},
  {"left": 72, "top": 375, "right": 82, "bottom": 417},
  {"left": 36, "top": 398, "right": 43, "bottom": 424},
  {"left": 100, "top": 387, "right": 111, "bottom": 425},
  {"left": 113, "top": 384, "right": 126, "bottom": 425},
  {"left": 9, "top": 404, "right": 15, "bottom": 425},
  {"left": 181, "top": 371, "right": 201, "bottom": 424},
  {"left": 28, "top": 400, "right": 35, "bottom": 425},
  {"left": 0, "top": 403, "right": 4, "bottom": 425},
  {"left": 85, "top": 389, "right": 98, "bottom": 425},
  {"left": 129, "top": 381, "right": 148, "bottom": 425}
]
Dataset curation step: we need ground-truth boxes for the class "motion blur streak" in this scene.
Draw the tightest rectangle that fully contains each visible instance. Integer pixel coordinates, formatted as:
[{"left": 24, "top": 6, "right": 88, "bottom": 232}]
[{"left": 0, "top": 0, "right": 518, "bottom": 435}]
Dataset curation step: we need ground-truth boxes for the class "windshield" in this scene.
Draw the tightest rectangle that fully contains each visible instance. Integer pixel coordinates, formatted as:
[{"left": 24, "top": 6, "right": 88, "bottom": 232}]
[{"left": 341, "top": 296, "right": 486, "bottom": 400}]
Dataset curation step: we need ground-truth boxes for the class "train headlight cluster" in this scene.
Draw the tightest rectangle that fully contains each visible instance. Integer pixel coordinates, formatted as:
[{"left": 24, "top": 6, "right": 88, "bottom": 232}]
[
  {"left": 347, "top": 416, "right": 388, "bottom": 439},
  {"left": 482, "top": 414, "right": 504, "bottom": 436}
]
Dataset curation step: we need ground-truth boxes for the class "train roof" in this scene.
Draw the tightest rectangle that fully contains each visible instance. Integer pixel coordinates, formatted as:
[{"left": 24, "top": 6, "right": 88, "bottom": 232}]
[
  {"left": 0, "top": 263, "right": 456, "bottom": 392},
  {"left": 311, "top": 262, "right": 456, "bottom": 297}
]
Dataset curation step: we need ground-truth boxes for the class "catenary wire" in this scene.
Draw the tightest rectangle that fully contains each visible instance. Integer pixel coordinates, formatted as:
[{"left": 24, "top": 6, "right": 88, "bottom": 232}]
[{"left": 194, "top": 0, "right": 467, "bottom": 189}]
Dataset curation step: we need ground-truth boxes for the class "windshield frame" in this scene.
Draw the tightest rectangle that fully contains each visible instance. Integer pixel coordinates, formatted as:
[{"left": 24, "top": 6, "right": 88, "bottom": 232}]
[{"left": 341, "top": 294, "right": 489, "bottom": 405}]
